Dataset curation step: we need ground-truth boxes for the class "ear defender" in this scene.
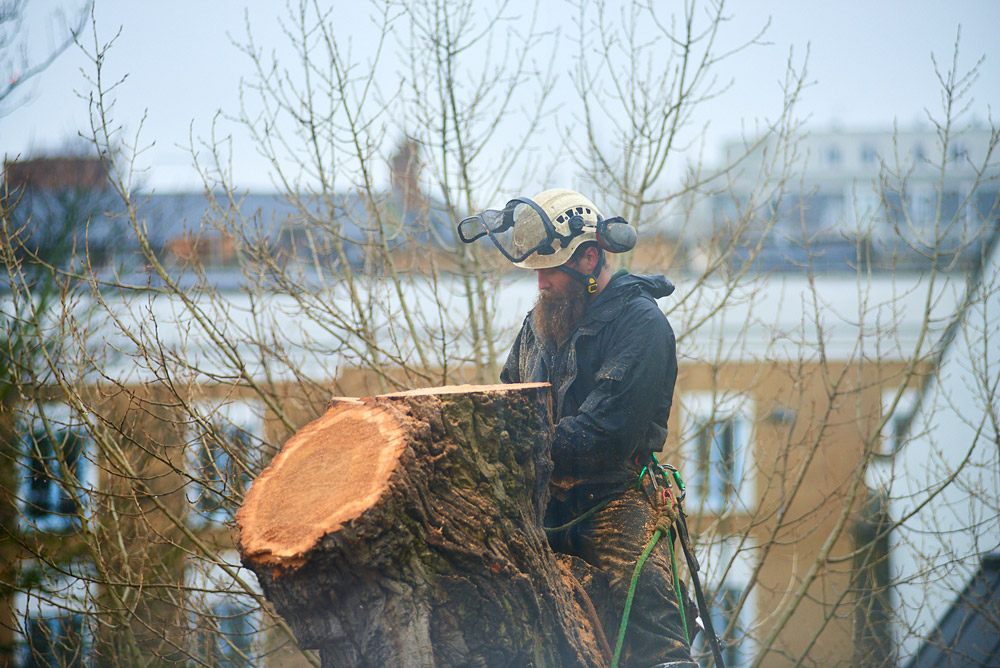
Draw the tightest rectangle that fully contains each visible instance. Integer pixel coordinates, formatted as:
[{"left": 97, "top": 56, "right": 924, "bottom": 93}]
[{"left": 595, "top": 217, "right": 637, "bottom": 254}]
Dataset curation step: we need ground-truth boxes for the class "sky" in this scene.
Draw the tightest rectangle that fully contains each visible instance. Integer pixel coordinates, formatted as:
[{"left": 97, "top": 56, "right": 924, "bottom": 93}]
[{"left": 2, "top": 0, "right": 998, "bottom": 193}]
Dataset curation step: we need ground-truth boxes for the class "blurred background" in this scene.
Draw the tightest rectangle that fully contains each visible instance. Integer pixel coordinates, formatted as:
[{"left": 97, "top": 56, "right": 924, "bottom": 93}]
[{"left": 2, "top": 2, "right": 998, "bottom": 667}]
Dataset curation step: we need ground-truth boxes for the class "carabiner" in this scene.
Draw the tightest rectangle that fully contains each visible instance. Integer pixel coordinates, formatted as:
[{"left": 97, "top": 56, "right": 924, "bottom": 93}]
[{"left": 663, "top": 463, "right": 686, "bottom": 502}]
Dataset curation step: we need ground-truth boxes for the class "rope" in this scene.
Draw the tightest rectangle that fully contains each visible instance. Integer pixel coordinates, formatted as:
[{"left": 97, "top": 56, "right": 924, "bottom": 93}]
[
  {"left": 552, "top": 461, "right": 711, "bottom": 667},
  {"left": 610, "top": 459, "right": 727, "bottom": 668},
  {"left": 610, "top": 527, "right": 663, "bottom": 668},
  {"left": 543, "top": 497, "right": 612, "bottom": 533}
]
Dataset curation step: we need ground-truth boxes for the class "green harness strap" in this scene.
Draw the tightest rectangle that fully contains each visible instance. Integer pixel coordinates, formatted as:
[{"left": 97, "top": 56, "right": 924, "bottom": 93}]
[
  {"left": 543, "top": 459, "right": 704, "bottom": 668},
  {"left": 611, "top": 527, "right": 661, "bottom": 667},
  {"left": 669, "top": 529, "right": 690, "bottom": 644},
  {"left": 610, "top": 524, "right": 691, "bottom": 668},
  {"left": 610, "top": 462, "right": 691, "bottom": 668}
]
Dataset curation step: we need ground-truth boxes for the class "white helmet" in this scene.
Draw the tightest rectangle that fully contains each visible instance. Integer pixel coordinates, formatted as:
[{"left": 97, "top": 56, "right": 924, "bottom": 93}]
[
  {"left": 458, "top": 188, "right": 637, "bottom": 275},
  {"left": 511, "top": 189, "right": 602, "bottom": 269}
]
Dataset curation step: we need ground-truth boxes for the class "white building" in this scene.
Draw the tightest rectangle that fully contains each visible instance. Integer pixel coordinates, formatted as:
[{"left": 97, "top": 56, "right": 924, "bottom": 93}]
[
  {"left": 689, "top": 125, "right": 999, "bottom": 273},
  {"left": 867, "top": 232, "right": 1000, "bottom": 663}
]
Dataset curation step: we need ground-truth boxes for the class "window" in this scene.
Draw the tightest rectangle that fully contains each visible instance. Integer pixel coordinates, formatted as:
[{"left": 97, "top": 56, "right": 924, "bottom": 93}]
[
  {"left": 21, "top": 614, "right": 87, "bottom": 667},
  {"left": 695, "top": 417, "right": 738, "bottom": 501},
  {"left": 187, "top": 400, "right": 264, "bottom": 526},
  {"left": 186, "top": 551, "right": 261, "bottom": 667},
  {"left": 681, "top": 393, "right": 754, "bottom": 513},
  {"left": 814, "top": 193, "right": 845, "bottom": 229},
  {"left": 939, "top": 190, "right": 965, "bottom": 226},
  {"left": 16, "top": 404, "right": 96, "bottom": 533},
  {"left": 881, "top": 188, "right": 906, "bottom": 229},
  {"left": 855, "top": 190, "right": 881, "bottom": 232},
  {"left": 200, "top": 600, "right": 257, "bottom": 666},
  {"left": 711, "top": 193, "right": 745, "bottom": 232},
  {"left": 14, "top": 562, "right": 94, "bottom": 668},
  {"left": 973, "top": 188, "right": 1000, "bottom": 230},
  {"left": 696, "top": 585, "right": 748, "bottom": 668},
  {"left": 861, "top": 145, "right": 877, "bottom": 164},
  {"left": 879, "top": 388, "right": 918, "bottom": 456},
  {"left": 691, "top": 538, "right": 756, "bottom": 668}
]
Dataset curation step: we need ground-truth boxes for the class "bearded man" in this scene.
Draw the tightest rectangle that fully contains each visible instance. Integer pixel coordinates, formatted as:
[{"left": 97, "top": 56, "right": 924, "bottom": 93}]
[{"left": 459, "top": 189, "right": 696, "bottom": 668}]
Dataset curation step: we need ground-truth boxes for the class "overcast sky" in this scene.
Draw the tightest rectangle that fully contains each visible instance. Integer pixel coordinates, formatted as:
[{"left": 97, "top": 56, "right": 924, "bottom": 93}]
[{"left": 3, "top": 0, "right": 998, "bottom": 192}]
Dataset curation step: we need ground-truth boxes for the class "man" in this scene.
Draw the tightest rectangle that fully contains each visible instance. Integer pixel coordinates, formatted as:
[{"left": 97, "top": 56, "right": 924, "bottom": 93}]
[{"left": 459, "top": 189, "right": 696, "bottom": 668}]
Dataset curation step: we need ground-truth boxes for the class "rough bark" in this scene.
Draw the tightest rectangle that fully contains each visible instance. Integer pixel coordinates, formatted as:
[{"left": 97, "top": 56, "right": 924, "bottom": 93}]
[{"left": 236, "top": 383, "right": 607, "bottom": 668}]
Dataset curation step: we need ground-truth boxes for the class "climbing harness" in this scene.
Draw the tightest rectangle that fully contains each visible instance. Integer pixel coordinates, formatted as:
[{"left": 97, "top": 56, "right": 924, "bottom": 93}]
[
  {"left": 541, "top": 458, "right": 730, "bottom": 668},
  {"left": 612, "top": 456, "right": 729, "bottom": 668}
]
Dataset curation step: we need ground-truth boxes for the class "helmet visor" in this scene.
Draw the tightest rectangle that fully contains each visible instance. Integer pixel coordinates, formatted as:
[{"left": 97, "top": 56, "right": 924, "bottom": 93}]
[{"left": 457, "top": 198, "right": 559, "bottom": 264}]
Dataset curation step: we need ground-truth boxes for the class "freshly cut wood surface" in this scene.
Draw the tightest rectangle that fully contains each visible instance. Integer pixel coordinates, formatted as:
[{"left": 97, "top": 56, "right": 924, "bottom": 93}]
[
  {"left": 378, "top": 382, "right": 548, "bottom": 396},
  {"left": 237, "top": 404, "right": 406, "bottom": 567}
]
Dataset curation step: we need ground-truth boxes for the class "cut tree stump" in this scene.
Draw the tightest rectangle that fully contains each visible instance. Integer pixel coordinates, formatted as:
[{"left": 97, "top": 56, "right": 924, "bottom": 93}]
[{"left": 236, "top": 383, "right": 609, "bottom": 668}]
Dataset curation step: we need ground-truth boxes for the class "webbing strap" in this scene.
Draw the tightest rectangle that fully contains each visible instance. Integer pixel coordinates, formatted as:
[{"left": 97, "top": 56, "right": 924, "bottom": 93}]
[
  {"left": 547, "top": 462, "right": 726, "bottom": 668},
  {"left": 554, "top": 247, "right": 605, "bottom": 293}
]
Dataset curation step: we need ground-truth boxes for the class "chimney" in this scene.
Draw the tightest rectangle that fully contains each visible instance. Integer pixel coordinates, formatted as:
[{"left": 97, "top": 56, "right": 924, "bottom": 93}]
[{"left": 390, "top": 141, "right": 422, "bottom": 211}]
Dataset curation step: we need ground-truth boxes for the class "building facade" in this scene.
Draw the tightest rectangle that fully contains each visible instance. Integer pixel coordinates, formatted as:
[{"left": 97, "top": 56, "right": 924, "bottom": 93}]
[{"left": 3, "top": 127, "right": 998, "bottom": 666}]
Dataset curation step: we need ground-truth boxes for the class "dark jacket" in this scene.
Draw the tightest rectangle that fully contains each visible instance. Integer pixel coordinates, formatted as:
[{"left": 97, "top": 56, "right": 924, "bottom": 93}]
[{"left": 500, "top": 271, "right": 677, "bottom": 505}]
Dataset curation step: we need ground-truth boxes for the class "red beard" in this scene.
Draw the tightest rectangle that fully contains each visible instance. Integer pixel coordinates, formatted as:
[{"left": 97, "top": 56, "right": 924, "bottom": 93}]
[{"left": 533, "top": 279, "right": 588, "bottom": 346}]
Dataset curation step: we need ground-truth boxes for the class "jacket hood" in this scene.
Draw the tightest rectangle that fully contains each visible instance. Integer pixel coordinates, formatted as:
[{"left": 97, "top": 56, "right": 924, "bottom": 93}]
[
  {"left": 576, "top": 271, "right": 674, "bottom": 325},
  {"left": 606, "top": 271, "right": 675, "bottom": 300}
]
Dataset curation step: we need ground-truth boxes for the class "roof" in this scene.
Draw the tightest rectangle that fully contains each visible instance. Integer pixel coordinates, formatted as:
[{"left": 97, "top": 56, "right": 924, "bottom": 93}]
[
  {"left": 904, "top": 551, "right": 1000, "bottom": 668},
  {"left": 1, "top": 188, "right": 455, "bottom": 292}
]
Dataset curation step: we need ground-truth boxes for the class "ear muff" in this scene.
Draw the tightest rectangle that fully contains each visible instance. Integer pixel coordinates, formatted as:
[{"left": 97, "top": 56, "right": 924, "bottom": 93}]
[{"left": 595, "top": 217, "right": 637, "bottom": 253}]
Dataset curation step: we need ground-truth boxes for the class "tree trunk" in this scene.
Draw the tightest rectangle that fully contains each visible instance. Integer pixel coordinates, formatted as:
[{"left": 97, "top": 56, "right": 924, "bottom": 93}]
[{"left": 236, "top": 383, "right": 608, "bottom": 668}]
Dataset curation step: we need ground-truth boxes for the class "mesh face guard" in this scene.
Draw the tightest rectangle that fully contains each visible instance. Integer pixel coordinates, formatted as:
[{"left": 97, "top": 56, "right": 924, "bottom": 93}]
[
  {"left": 459, "top": 192, "right": 637, "bottom": 276},
  {"left": 457, "top": 197, "right": 567, "bottom": 264}
]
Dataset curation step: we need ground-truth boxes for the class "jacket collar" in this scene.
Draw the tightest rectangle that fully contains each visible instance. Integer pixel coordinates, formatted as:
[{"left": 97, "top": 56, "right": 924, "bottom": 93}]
[{"left": 526, "top": 270, "right": 675, "bottom": 342}]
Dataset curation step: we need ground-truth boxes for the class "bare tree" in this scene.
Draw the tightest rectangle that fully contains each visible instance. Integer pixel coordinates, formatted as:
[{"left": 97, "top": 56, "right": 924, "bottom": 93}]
[
  {"left": 0, "top": 0, "right": 91, "bottom": 115},
  {"left": 1, "top": 2, "right": 998, "bottom": 667}
]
